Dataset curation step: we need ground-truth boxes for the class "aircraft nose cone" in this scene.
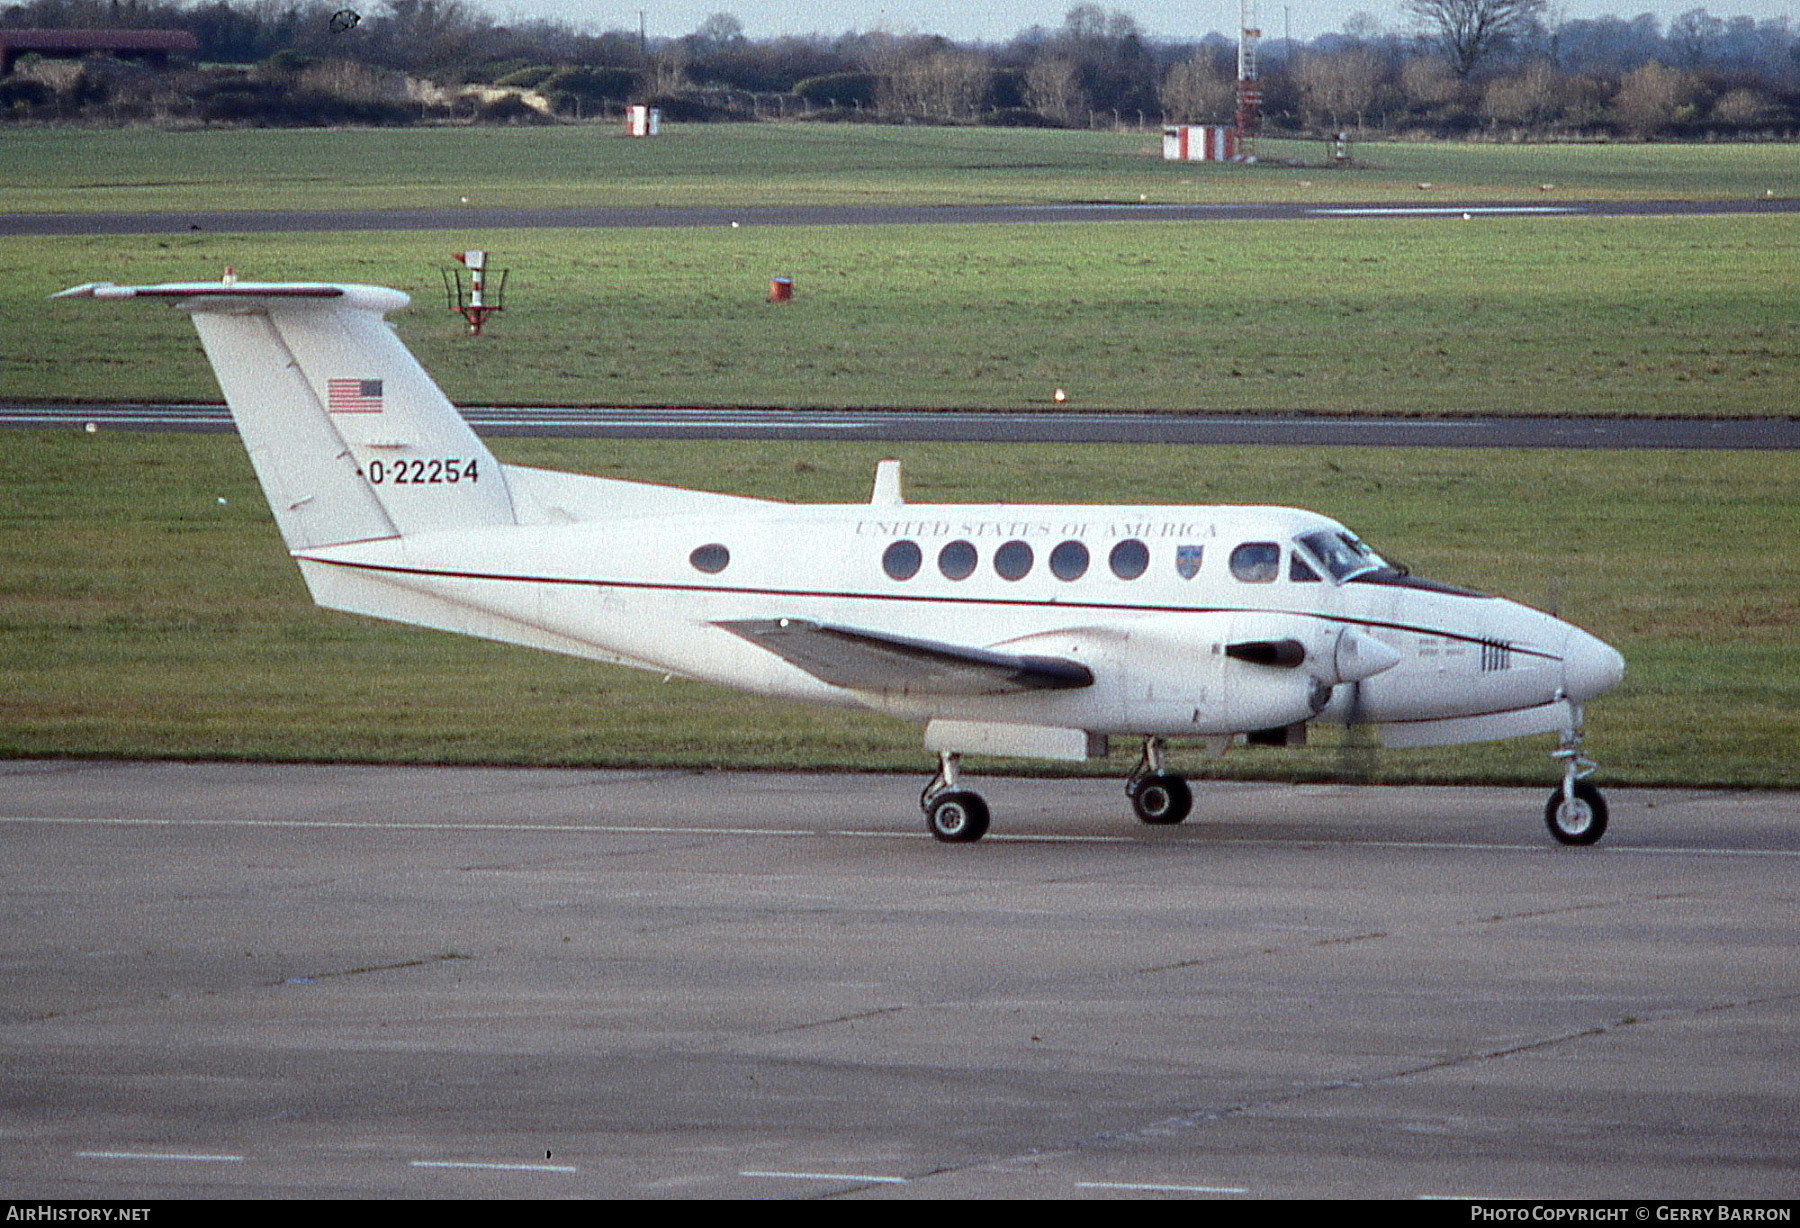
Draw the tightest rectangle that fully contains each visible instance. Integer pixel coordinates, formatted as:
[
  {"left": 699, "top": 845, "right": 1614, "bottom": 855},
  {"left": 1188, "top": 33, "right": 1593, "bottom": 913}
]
[{"left": 1562, "top": 627, "right": 1625, "bottom": 701}]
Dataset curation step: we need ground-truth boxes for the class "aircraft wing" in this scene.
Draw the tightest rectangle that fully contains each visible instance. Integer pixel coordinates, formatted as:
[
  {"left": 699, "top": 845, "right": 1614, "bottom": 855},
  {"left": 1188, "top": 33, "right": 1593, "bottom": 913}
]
[{"left": 716, "top": 619, "right": 1094, "bottom": 696}]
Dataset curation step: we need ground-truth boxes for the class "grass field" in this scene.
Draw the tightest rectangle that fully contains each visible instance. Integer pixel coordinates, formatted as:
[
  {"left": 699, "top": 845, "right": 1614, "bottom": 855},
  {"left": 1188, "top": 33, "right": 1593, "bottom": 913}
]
[
  {"left": 1, "top": 126, "right": 1796, "bottom": 214},
  {"left": 2, "top": 431, "right": 1795, "bottom": 788},
  {"left": 3, "top": 126, "right": 1793, "bottom": 786},
  {"left": 14, "top": 215, "right": 1799, "bottom": 415}
]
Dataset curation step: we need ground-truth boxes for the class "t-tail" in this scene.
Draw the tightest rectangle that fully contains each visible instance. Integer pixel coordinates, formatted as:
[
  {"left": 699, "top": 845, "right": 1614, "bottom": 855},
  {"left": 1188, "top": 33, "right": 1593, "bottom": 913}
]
[{"left": 54, "top": 279, "right": 517, "bottom": 553}]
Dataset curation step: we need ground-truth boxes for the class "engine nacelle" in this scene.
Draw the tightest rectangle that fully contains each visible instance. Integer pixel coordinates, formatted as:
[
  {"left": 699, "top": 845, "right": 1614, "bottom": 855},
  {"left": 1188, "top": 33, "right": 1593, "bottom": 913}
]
[{"left": 997, "top": 612, "right": 1397, "bottom": 737}]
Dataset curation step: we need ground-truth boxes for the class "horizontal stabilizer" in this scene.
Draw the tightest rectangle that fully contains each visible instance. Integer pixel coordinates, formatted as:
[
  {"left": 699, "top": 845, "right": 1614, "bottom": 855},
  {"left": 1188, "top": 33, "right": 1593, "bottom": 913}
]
[
  {"left": 54, "top": 281, "right": 350, "bottom": 302},
  {"left": 717, "top": 619, "right": 1094, "bottom": 696}
]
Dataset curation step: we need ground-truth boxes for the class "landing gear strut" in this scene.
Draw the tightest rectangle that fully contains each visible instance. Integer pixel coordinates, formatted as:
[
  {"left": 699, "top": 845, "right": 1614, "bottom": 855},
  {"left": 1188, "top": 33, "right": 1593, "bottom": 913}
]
[
  {"left": 1126, "top": 737, "right": 1192, "bottom": 825},
  {"left": 1545, "top": 704, "right": 1608, "bottom": 845},
  {"left": 921, "top": 750, "right": 989, "bottom": 843}
]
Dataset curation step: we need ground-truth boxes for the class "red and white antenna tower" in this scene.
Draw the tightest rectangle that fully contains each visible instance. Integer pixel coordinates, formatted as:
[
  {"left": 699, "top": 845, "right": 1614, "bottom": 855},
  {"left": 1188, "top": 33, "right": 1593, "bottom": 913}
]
[{"left": 1235, "top": 0, "right": 1262, "bottom": 157}]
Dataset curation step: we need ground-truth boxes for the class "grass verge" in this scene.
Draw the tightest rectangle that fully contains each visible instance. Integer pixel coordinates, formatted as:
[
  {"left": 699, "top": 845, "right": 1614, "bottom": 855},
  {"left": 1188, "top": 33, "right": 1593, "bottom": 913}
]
[
  {"left": 14, "top": 215, "right": 1798, "bottom": 415},
  {"left": 1, "top": 127, "right": 1795, "bottom": 214}
]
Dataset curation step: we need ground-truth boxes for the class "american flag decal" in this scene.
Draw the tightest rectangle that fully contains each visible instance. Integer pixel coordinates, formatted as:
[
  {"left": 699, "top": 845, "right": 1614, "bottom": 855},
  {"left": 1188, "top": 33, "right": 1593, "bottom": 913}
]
[{"left": 327, "top": 378, "right": 383, "bottom": 413}]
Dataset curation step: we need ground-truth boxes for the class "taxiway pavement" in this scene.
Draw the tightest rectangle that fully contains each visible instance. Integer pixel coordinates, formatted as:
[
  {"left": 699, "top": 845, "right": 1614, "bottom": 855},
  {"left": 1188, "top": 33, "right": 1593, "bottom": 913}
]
[
  {"left": 5, "top": 403, "right": 1797, "bottom": 450},
  {"left": 1, "top": 761, "right": 1794, "bottom": 1199},
  {"left": 5, "top": 197, "right": 1797, "bottom": 237}
]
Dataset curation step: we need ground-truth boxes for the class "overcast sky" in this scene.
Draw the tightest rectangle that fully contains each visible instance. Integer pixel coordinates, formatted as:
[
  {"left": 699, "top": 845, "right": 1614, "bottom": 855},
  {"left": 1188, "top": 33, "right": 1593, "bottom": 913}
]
[{"left": 484, "top": 1, "right": 1797, "bottom": 45}]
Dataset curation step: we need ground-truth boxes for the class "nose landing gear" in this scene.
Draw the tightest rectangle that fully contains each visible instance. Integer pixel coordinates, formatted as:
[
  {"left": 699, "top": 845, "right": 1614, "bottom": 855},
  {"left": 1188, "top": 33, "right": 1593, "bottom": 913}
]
[{"left": 1546, "top": 704, "right": 1608, "bottom": 845}]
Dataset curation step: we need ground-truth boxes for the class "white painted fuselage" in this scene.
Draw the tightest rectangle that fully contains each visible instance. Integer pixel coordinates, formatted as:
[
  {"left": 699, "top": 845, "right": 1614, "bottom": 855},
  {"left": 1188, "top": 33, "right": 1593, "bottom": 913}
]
[{"left": 298, "top": 477, "right": 1622, "bottom": 746}]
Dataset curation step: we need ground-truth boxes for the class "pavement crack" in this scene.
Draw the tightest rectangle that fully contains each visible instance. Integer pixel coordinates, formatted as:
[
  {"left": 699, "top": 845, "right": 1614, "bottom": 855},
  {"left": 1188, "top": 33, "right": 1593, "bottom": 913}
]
[
  {"left": 1475, "top": 891, "right": 1693, "bottom": 925},
  {"left": 281, "top": 952, "right": 470, "bottom": 984},
  {"left": 1087, "top": 988, "right": 1800, "bottom": 1149},
  {"left": 18, "top": 952, "right": 471, "bottom": 1023},
  {"left": 753, "top": 1004, "right": 909, "bottom": 1038}
]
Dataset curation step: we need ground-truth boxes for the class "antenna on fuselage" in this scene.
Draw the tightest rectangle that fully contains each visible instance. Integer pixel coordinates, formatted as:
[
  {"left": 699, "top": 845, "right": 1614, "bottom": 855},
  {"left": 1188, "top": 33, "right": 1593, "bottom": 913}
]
[{"left": 871, "top": 459, "right": 905, "bottom": 506}]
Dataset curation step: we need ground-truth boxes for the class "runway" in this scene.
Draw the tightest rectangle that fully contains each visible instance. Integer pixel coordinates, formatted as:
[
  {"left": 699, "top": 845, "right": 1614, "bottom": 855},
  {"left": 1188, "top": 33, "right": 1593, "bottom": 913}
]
[
  {"left": 6, "top": 402, "right": 1797, "bottom": 449},
  {"left": 3, "top": 196, "right": 1796, "bottom": 237},
  {"left": 2, "top": 760, "right": 1794, "bottom": 1199}
]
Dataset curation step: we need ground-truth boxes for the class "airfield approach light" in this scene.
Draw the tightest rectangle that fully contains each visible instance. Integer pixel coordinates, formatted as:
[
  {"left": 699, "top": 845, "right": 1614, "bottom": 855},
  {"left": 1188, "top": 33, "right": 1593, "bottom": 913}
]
[{"left": 444, "top": 250, "right": 507, "bottom": 336}]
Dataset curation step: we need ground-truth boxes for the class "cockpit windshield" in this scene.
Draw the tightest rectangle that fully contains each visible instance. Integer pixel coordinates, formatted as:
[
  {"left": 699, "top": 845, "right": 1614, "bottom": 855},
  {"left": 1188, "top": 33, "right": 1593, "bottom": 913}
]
[{"left": 1296, "top": 530, "right": 1387, "bottom": 583}]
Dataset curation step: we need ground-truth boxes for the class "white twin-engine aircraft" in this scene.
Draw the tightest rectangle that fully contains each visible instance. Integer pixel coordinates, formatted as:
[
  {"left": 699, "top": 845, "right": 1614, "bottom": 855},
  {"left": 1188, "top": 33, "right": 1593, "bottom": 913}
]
[{"left": 60, "top": 277, "right": 1626, "bottom": 845}]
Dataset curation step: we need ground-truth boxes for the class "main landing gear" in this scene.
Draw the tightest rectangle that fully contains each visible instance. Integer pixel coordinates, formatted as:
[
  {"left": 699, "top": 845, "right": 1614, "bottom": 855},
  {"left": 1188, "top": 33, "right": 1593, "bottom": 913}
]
[
  {"left": 921, "top": 751, "right": 989, "bottom": 843},
  {"left": 1545, "top": 705, "right": 1609, "bottom": 846},
  {"left": 1126, "top": 737, "right": 1192, "bottom": 826},
  {"left": 919, "top": 738, "right": 1196, "bottom": 843}
]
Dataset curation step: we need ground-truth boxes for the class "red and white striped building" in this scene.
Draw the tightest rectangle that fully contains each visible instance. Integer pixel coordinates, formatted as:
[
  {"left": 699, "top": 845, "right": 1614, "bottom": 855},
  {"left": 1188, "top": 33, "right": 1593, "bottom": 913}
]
[{"left": 1162, "top": 125, "right": 1241, "bottom": 163}]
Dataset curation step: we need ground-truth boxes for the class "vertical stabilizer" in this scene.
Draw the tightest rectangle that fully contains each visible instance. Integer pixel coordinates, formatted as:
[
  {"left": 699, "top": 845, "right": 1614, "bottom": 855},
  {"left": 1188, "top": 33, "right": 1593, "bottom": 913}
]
[{"left": 58, "top": 280, "right": 516, "bottom": 550}]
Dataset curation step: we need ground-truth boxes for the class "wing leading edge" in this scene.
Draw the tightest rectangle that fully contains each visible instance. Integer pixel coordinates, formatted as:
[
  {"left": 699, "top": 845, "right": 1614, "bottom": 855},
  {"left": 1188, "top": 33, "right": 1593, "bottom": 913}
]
[{"left": 716, "top": 619, "right": 1093, "bottom": 696}]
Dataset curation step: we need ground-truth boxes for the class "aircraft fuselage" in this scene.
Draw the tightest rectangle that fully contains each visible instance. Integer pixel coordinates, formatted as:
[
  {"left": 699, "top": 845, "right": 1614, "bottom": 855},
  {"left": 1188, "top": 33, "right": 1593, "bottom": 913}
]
[{"left": 299, "top": 492, "right": 1622, "bottom": 745}]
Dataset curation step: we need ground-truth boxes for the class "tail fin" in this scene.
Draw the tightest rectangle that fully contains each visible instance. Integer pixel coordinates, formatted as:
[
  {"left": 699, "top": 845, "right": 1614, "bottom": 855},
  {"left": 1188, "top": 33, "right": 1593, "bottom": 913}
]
[{"left": 56, "top": 280, "right": 515, "bottom": 549}]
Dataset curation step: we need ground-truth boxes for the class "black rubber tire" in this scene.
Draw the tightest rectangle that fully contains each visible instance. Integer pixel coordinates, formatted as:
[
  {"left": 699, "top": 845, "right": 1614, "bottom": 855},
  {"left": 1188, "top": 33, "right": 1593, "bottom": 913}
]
[
  {"left": 926, "top": 791, "right": 990, "bottom": 843},
  {"left": 1129, "top": 773, "right": 1193, "bottom": 825},
  {"left": 1545, "top": 781, "right": 1608, "bottom": 845}
]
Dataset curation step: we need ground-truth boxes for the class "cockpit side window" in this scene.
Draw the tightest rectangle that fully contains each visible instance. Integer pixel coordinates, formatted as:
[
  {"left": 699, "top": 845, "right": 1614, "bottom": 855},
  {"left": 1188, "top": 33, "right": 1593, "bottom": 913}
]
[
  {"left": 1290, "top": 553, "right": 1321, "bottom": 582},
  {"left": 1229, "top": 542, "right": 1281, "bottom": 583},
  {"left": 1296, "top": 530, "right": 1386, "bottom": 583}
]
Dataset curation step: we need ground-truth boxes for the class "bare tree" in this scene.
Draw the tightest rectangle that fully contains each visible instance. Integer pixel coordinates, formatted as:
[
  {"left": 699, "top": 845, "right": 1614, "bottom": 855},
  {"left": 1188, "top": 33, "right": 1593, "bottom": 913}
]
[
  {"left": 1400, "top": 54, "right": 1463, "bottom": 108},
  {"left": 692, "top": 12, "right": 747, "bottom": 50},
  {"left": 1404, "top": 0, "right": 1547, "bottom": 76},
  {"left": 878, "top": 42, "right": 991, "bottom": 120},
  {"left": 1611, "top": 60, "right": 1698, "bottom": 137},
  {"left": 647, "top": 43, "right": 692, "bottom": 96},
  {"left": 361, "top": 0, "right": 490, "bottom": 75},
  {"left": 1668, "top": 8, "right": 1724, "bottom": 67},
  {"left": 1159, "top": 52, "right": 1234, "bottom": 122},
  {"left": 1293, "top": 47, "right": 1388, "bottom": 130},
  {"left": 1025, "top": 56, "right": 1086, "bottom": 124},
  {"left": 1479, "top": 58, "right": 1566, "bottom": 128},
  {"left": 1709, "top": 85, "right": 1774, "bottom": 126}
]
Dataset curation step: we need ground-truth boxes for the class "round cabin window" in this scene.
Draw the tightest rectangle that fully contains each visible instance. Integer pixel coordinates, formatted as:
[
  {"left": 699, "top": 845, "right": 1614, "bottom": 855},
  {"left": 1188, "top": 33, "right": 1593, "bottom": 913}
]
[
  {"left": 1049, "top": 540, "right": 1090, "bottom": 581},
  {"left": 994, "top": 540, "right": 1034, "bottom": 581},
  {"left": 883, "top": 540, "right": 922, "bottom": 580},
  {"left": 1109, "top": 539, "right": 1149, "bottom": 580},
  {"left": 689, "top": 544, "right": 730, "bottom": 574},
  {"left": 938, "top": 540, "right": 978, "bottom": 581}
]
